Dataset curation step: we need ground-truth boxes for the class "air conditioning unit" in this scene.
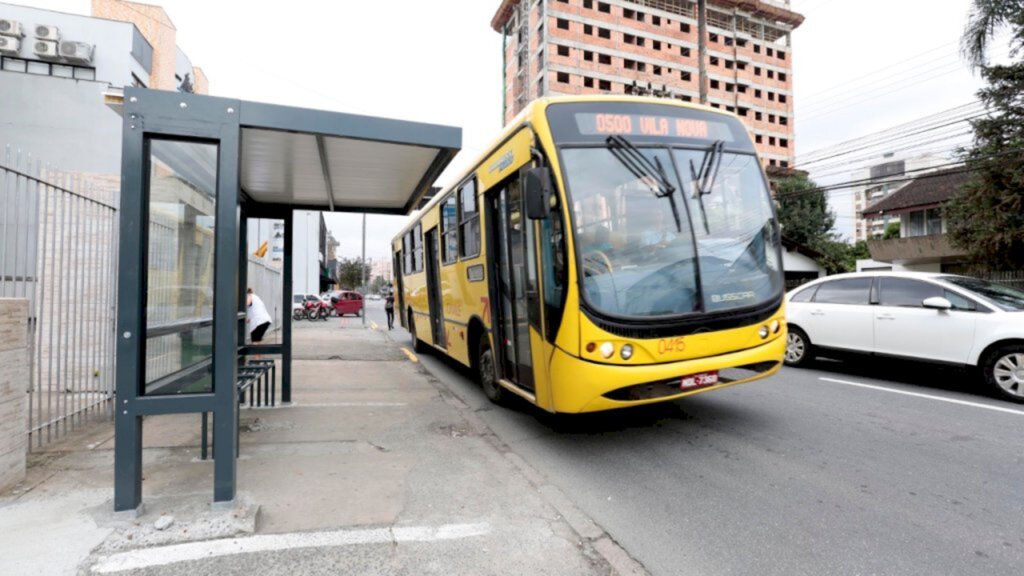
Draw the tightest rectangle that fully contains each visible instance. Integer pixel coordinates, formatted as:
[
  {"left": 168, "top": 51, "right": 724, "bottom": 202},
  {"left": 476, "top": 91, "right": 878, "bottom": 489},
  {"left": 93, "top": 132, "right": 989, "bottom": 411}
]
[
  {"left": 0, "top": 35, "right": 20, "bottom": 55},
  {"left": 0, "top": 19, "right": 25, "bottom": 37},
  {"left": 33, "top": 39, "right": 59, "bottom": 59},
  {"left": 34, "top": 24, "right": 60, "bottom": 41},
  {"left": 59, "top": 41, "right": 93, "bottom": 64}
]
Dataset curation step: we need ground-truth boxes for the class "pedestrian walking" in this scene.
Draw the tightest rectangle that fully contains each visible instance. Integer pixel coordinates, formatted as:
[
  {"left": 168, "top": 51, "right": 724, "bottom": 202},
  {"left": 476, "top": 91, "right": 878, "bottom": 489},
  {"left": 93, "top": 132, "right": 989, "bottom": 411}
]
[
  {"left": 385, "top": 288, "right": 395, "bottom": 330},
  {"left": 247, "top": 287, "right": 273, "bottom": 343}
]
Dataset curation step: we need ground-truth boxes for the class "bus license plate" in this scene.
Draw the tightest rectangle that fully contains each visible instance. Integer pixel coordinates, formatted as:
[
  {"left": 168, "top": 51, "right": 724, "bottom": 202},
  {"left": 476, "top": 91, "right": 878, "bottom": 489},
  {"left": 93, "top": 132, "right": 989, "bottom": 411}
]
[{"left": 680, "top": 371, "right": 719, "bottom": 390}]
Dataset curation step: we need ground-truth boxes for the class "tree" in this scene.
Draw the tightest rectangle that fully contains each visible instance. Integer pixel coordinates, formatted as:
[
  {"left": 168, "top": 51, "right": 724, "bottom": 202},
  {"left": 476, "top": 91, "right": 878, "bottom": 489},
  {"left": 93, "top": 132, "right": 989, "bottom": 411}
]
[
  {"left": 946, "top": 0, "right": 1024, "bottom": 271},
  {"left": 774, "top": 172, "right": 836, "bottom": 248},
  {"left": 369, "top": 275, "right": 388, "bottom": 294},
  {"left": 337, "top": 258, "right": 371, "bottom": 290},
  {"left": 774, "top": 172, "right": 861, "bottom": 273}
]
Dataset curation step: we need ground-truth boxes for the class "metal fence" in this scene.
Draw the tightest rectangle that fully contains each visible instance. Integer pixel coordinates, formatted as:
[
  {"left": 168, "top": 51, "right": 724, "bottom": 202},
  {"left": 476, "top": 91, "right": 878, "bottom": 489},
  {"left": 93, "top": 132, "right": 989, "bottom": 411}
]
[
  {"left": 984, "top": 270, "right": 1024, "bottom": 290},
  {"left": 2, "top": 146, "right": 120, "bottom": 448}
]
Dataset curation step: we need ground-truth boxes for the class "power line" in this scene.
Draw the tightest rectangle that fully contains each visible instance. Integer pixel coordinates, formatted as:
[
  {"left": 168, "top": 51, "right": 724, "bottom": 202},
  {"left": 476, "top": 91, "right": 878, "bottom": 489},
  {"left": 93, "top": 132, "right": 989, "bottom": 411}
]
[
  {"left": 796, "top": 102, "right": 982, "bottom": 161},
  {"left": 806, "top": 134, "right": 974, "bottom": 179},
  {"left": 806, "top": 137, "right": 973, "bottom": 180},
  {"left": 780, "top": 146, "right": 1024, "bottom": 201},
  {"left": 798, "top": 112, "right": 984, "bottom": 167},
  {"left": 799, "top": 63, "right": 974, "bottom": 122},
  {"left": 799, "top": 126, "right": 978, "bottom": 175},
  {"left": 797, "top": 43, "right": 1011, "bottom": 123}
]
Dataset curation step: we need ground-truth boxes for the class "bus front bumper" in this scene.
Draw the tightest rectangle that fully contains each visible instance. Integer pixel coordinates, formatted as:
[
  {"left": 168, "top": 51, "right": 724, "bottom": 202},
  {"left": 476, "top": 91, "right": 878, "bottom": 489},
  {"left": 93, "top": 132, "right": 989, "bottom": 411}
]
[{"left": 550, "top": 334, "right": 786, "bottom": 413}]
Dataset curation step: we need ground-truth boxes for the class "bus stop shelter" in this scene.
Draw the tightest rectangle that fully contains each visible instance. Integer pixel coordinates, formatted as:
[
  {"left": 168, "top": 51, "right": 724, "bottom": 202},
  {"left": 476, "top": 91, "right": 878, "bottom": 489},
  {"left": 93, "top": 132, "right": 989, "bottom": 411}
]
[{"left": 113, "top": 87, "right": 460, "bottom": 512}]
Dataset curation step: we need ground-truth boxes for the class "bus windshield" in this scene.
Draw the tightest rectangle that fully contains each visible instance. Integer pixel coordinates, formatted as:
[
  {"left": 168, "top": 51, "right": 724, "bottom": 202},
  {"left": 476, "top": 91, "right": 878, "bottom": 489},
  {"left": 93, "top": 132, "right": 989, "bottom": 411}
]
[{"left": 561, "top": 143, "right": 781, "bottom": 319}]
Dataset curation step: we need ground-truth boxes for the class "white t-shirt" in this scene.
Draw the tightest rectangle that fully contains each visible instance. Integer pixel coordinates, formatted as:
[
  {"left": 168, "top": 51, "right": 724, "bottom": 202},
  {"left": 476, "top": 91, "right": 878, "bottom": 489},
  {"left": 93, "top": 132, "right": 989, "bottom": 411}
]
[{"left": 247, "top": 294, "right": 272, "bottom": 334}]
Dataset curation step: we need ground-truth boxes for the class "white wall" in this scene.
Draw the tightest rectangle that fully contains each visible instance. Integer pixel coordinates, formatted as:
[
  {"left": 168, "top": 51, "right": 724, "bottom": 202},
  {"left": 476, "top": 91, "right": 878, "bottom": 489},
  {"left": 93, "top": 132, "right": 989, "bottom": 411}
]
[
  {"left": 855, "top": 259, "right": 941, "bottom": 273},
  {"left": 0, "top": 3, "right": 147, "bottom": 87},
  {"left": 291, "top": 210, "right": 322, "bottom": 296},
  {"left": 247, "top": 213, "right": 323, "bottom": 297},
  {"left": 782, "top": 250, "right": 824, "bottom": 276}
]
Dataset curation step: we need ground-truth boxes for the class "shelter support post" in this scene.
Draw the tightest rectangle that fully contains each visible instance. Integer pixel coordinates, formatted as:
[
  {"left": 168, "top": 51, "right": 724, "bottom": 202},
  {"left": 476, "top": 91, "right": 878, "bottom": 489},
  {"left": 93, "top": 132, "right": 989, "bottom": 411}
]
[
  {"left": 281, "top": 210, "right": 292, "bottom": 404},
  {"left": 213, "top": 118, "right": 242, "bottom": 503}
]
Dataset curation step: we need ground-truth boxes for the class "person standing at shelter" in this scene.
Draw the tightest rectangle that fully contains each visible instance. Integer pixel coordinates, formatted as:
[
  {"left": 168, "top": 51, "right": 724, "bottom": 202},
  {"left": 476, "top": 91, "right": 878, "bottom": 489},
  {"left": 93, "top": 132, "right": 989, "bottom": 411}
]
[
  {"left": 247, "top": 287, "right": 273, "bottom": 343},
  {"left": 385, "top": 288, "right": 395, "bottom": 330}
]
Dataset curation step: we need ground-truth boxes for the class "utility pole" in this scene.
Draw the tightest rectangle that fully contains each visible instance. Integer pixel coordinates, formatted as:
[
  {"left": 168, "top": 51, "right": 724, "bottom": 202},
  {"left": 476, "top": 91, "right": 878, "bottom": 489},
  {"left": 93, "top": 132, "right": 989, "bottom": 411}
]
[
  {"left": 698, "top": 0, "right": 708, "bottom": 105},
  {"left": 361, "top": 213, "right": 367, "bottom": 326}
]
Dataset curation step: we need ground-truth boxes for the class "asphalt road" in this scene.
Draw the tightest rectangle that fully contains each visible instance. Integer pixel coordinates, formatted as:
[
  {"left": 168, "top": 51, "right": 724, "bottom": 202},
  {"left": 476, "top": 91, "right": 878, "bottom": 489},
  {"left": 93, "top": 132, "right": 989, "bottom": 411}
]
[{"left": 365, "top": 302, "right": 1024, "bottom": 576}]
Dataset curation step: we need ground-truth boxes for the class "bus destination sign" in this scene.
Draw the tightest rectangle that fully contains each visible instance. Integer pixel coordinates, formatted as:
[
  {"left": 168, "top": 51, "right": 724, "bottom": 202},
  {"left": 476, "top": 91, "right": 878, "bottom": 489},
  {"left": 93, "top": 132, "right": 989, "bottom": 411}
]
[{"left": 574, "top": 113, "right": 732, "bottom": 141}]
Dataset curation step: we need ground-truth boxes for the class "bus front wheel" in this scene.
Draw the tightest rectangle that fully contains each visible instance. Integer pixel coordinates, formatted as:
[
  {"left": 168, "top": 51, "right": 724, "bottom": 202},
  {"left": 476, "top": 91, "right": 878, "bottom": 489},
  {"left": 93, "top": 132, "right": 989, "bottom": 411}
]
[{"left": 478, "top": 337, "right": 506, "bottom": 405}]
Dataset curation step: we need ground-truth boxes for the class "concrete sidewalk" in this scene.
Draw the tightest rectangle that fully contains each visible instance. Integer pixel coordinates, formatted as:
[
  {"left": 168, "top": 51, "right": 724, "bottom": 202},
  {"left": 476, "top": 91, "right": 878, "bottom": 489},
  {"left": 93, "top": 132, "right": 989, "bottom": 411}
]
[{"left": 0, "top": 321, "right": 639, "bottom": 575}]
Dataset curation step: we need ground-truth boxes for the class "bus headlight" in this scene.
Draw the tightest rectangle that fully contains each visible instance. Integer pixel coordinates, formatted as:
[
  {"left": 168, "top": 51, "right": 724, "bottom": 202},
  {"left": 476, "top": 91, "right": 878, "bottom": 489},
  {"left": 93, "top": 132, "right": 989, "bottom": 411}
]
[
  {"left": 620, "top": 344, "right": 634, "bottom": 360},
  {"left": 600, "top": 342, "right": 615, "bottom": 359},
  {"left": 759, "top": 326, "right": 770, "bottom": 339},
  {"left": 770, "top": 320, "right": 781, "bottom": 334}
]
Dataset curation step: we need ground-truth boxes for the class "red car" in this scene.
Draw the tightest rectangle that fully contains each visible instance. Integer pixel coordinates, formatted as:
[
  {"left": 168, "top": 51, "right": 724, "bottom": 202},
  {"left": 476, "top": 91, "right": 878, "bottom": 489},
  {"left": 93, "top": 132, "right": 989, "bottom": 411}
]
[{"left": 330, "top": 291, "right": 364, "bottom": 317}]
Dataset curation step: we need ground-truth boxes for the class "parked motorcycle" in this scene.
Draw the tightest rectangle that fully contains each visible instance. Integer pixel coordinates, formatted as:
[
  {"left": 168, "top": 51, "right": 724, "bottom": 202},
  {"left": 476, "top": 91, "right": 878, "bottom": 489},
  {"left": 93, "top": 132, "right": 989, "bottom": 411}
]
[{"left": 305, "top": 298, "right": 330, "bottom": 321}]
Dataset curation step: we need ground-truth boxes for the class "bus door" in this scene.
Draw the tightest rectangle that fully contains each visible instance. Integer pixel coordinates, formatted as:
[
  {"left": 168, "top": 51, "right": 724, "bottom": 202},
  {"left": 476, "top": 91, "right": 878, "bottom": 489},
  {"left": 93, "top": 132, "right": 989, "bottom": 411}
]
[
  {"left": 393, "top": 250, "right": 405, "bottom": 328},
  {"left": 487, "top": 176, "right": 537, "bottom": 392},
  {"left": 423, "top": 227, "right": 446, "bottom": 349}
]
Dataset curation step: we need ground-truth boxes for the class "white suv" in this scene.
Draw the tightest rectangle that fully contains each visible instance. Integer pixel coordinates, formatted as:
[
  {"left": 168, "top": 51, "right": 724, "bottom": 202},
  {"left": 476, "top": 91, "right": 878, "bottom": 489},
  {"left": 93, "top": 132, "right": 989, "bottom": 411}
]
[{"left": 785, "top": 272, "right": 1024, "bottom": 403}]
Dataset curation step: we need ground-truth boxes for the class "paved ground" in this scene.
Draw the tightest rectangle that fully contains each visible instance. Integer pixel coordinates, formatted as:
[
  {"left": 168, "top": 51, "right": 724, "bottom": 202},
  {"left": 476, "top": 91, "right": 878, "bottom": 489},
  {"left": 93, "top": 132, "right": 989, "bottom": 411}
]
[
  {"left": 0, "top": 319, "right": 629, "bottom": 576},
  {"left": 368, "top": 302, "right": 1024, "bottom": 576}
]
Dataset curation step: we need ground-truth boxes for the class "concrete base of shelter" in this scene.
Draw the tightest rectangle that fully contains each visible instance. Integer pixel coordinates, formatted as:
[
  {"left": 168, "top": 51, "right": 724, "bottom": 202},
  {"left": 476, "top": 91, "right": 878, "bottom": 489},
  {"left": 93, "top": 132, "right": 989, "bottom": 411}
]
[
  {"left": 0, "top": 299, "right": 29, "bottom": 493},
  {"left": 0, "top": 320, "right": 614, "bottom": 575}
]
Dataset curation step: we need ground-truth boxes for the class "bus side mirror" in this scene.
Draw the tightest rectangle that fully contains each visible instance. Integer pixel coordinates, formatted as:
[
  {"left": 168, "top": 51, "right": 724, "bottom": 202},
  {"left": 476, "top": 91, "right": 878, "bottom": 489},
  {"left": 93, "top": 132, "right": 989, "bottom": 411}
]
[{"left": 525, "top": 167, "right": 553, "bottom": 220}]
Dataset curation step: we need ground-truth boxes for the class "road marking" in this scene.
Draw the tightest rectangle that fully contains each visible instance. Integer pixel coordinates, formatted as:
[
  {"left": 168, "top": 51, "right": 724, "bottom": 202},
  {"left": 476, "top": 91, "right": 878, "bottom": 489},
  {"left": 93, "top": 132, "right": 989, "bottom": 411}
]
[
  {"left": 401, "top": 347, "right": 419, "bottom": 363},
  {"left": 819, "top": 377, "right": 1024, "bottom": 416},
  {"left": 287, "top": 402, "right": 407, "bottom": 408},
  {"left": 91, "top": 522, "right": 491, "bottom": 574}
]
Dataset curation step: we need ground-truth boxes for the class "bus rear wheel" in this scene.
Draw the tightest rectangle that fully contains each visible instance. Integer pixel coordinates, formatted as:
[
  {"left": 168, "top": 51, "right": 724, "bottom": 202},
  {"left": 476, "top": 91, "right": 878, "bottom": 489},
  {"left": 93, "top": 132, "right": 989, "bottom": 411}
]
[
  {"left": 478, "top": 337, "right": 506, "bottom": 405},
  {"left": 409, "top": 314, "right": 425, "bottom": 354}
]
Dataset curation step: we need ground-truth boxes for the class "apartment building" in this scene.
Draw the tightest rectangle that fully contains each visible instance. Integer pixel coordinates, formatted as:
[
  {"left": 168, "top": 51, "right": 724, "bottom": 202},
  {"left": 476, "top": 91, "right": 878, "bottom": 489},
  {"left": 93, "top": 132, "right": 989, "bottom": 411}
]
[
  {"left": 851, "top": 154, "right": 947, "bottom": 242},
  {"left": 491, "top": 0, "right": 803, "bottom": 168}
]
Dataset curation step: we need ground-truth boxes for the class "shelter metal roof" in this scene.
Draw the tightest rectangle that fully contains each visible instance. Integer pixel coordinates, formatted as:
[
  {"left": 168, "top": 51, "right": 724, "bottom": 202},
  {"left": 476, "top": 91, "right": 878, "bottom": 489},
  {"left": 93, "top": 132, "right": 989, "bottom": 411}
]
[
  {"left": 237, "top": 102, "right": 461, "bottom": 215},
  {"left": 110, "top": 88, "right": 462, "bottom": 216}
]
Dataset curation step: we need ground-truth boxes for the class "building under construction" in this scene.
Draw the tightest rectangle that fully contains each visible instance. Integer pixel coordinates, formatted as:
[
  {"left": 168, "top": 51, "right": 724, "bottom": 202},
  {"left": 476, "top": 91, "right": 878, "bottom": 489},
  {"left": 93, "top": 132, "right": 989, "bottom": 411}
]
[{"left": 491, "top": 0, "right": 804, "bottom": 169}]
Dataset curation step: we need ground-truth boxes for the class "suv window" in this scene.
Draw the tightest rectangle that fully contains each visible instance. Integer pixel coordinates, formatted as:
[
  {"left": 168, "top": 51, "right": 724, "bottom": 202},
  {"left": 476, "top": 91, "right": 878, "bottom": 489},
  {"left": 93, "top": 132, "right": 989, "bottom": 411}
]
[
  {"left": 943, "top": 290, "right": 978, "bottom": 311},
  {"left": 813, "top": 278, "right": 871, "bottom": 305},
  {"left": 878, "top": 278, "right": 942, "bottom": 307},
  {"left": 789, "top": 285, "right": 817, "bottom": 303}
]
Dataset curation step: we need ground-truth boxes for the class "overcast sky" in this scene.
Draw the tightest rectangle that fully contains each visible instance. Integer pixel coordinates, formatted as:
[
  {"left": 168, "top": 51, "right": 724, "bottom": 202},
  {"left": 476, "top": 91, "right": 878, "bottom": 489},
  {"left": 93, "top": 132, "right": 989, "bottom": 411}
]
[{"left": 25, "top": 0, "right": 1007, "bottom": 249}]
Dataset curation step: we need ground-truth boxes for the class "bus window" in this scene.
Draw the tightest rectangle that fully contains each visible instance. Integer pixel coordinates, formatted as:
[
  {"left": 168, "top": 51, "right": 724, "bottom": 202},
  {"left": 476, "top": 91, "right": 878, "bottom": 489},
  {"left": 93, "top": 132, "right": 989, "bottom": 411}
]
[
  {"left": 441, "top": 195, "right": 458, "bottom": 265},
  {"left": 459, "top": 180, "right": 481, "bottom": 258},
  {"left": 412, "top": 223, "right": 423, "bottom": 272}
]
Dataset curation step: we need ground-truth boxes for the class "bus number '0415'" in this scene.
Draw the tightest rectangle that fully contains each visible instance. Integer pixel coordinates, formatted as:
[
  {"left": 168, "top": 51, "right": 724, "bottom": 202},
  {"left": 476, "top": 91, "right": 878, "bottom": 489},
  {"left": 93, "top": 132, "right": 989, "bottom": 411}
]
[{"left": 658, "top": 337, "right": 686, "bottom": 354}]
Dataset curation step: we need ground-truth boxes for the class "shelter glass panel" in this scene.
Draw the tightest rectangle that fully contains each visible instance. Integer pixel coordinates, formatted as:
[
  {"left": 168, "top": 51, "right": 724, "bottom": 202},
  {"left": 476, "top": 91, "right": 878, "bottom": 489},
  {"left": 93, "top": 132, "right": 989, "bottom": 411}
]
[{"left": 144, "top": 139, "right": 219, "bottom": 396}]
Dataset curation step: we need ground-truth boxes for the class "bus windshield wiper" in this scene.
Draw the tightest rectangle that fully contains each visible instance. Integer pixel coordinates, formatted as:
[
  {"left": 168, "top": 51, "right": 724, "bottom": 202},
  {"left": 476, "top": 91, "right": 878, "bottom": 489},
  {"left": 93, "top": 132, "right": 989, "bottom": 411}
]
[
  {"left": 688, "top": 140, "right": 725, "bottom": 233},
  {"left": 690, "top": 140, "right": 725, "bottom": 196},
  {"left": 605, "top": 135, "right": 682, "bottom": 233}
]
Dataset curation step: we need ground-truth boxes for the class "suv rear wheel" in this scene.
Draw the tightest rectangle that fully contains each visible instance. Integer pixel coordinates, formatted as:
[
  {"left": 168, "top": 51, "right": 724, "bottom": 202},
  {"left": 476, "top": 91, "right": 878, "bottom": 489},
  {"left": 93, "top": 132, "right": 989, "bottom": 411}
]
[{"left": 983, "top": 344, "right": 1024, "bottom": 403}]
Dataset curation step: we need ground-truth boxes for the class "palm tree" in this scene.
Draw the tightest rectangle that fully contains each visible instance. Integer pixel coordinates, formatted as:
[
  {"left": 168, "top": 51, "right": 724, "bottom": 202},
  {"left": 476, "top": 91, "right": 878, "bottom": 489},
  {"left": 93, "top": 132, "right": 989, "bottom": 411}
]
[{"left": 960, "top": 0, "right": 1024, "bottom": 70}]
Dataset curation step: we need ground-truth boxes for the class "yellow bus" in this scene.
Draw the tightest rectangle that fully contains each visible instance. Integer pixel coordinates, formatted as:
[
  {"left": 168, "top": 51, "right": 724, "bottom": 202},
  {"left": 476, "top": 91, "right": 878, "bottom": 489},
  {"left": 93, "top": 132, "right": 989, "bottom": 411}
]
[{"left": 392, "top": 96, "right": 786, "bottom": 413}]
